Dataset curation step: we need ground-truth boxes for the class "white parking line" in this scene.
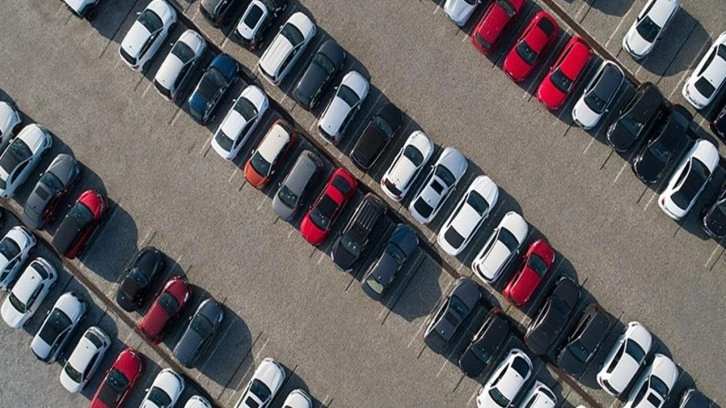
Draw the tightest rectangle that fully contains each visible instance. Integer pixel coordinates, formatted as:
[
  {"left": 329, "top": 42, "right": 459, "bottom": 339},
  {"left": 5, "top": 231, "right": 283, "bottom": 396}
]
[
  {"left": 433, "top": 0, "right": 444, "bottom": 15},
  {"left": 228, "top": 168, "right": 238, "bottom": 183},
  {"left": 256, "top": 195, "right": 267, "bottom": 211},
  {"left": 644, "top": 191, "right": 658, "bottom": 211},
  {"left": 704, "top": 243, "right": 722, "bottom": 267},
  {"left": 467, "top": 386, "right": 480, "bottom": 406},
  {"left": 287, "top": 229, "right": 296, "bottom": 239},
  {"left": 583, "top": 137, "right": 596, "bottom": 154},
  {"left": 573, "top": 1, "right": 589, "bottom": 21},
  {"left": 308, "top": 119, "right": 318, "bottom": 134},
  {"left": 605, "top": 7, "right": 636, "bottom": 48},
  {"left": 141, "top": 81, "right": 153, "bottom": 99},
  {"left": 317, "top": 252, "right": 327, "bottom": 264},
  {"left": 199, "top": 133, "right": 214, "bottom": 156},
  {"left": 122, "top": 330, "right": 135, "bottom": 346},
  {"left": 613, "top": 161, "right": 628, "bottom": 183},
  {"left": 196, "top": 320, "right": 238, "bottom": 377}
]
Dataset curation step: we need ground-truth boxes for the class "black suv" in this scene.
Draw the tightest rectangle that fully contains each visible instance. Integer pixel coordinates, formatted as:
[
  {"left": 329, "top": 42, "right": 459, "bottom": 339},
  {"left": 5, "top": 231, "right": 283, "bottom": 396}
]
[
  {"left": 607, "top": 83, "right": 669, "bottom": 153},
  {"left": 524, "top": 277, "right": 581, "bottom": 356},
  {"left": 292, "top": 39, "right": 346, "bottom": 110},
  {"left": 701, "top": 181, "right": 726, "bottom": 239},
  {"left": 556, "top": 303, "right": 610, "bottom": 375},
  {"left": 632, "top": 104, "right": 691, "bottom": 184},
  {"left": 458, "top": 308, "right": 510, "bottom": 378},
  {"left": 330, "top": 193, "right": 387, "bottom": 272}
]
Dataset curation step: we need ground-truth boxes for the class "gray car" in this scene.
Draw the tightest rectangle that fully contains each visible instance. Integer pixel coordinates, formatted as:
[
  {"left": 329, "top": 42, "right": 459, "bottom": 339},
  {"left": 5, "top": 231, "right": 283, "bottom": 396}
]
[
  {"left": 361, "top": 223, "right": 418, "bottom": 300},
  {"left": 272, "top": 150, "right": 321, "bottom": 220},
  {"left": 173, "top": 298, "right": 224, "bottom": 368},
  {"left": 424, "top": 277, "right": 481, "bottom": 353},
  {"left": 22, "top": 154, "right": 81, "bottom": 229}
]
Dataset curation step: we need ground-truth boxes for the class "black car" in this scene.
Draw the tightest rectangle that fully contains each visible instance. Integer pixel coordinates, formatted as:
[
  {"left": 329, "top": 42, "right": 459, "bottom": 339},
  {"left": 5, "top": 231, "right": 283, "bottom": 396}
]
[
  {"left": 632, "top": 105, "right": 691, "bottom": 184},
  {"left": 116, "top": 247, "right": 166, "bottom": 312},
  {"left": 361, "top": 223, "right": 419, "bottom": 300},
  {"left": 524, "top": 277, "right": 581, "bottom": 356},
  {"left": 607, "top": 83, "right": 669, "bottom": 153},
  {"left": 188, "top": 54, "right": 239, "bottom": 125},
  {"left": 701, "top": 183, "right": 726, "bottom": 239},
  {"left": 200, "top": 0, "right": 244, "bottom": 28},
  {"left": 173, "top": 298, "right": 224, "bottom": 368},
  {"left": 424, "top": 277, "right": 481, "bottom": 353},
  {"left": 711, "top": 104, "right": 726, "bottom": 140},
  {"left": 457, "top": 308, "right": 509, "bottom": 378},
  {"left": 556, "top": 303, "right": 610, "bottom": 375},
  {"left": 234, "top": 0, "right": 287, "bottom": 50},
  {"left": 21, "top": 154, "right": 81, "bottom": 229},
  {"left": 292, "top": 39, "right": 346, "bottom": 110},
  {"left": 350, "top": 103, "right": 404, "bottom": 171},
  {"left": 331, "top": 193, "right": 387, "bottom": 272},
  {"left": 678, "top": 389, "right": 710, "bottom": 408}
]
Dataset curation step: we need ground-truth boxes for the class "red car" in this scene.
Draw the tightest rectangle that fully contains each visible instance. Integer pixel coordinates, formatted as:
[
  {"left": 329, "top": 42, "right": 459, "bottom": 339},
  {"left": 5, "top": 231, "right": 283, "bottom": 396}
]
[
  {"left": 471, "top": 0, "right": 526, "bottom": 55},
  {"left": 503, "top": 11, "right": 559, "bottom": 82},
  {"left": 300, "top": 168, "right": 357, "bottom": 246},
  {"left": 502, "top": 239, "right": 555, "bottom": 308},
  {"left": 138, "top": 276, "right": 192, "bottom": 344},
  {"left": 536, "top": 36, "right": 591, "bottom": 110},
  {"left": 51, "top": 189, "right": 108, "bottom": 259},
  {"left": 89, "top": 348, "right": 145, "bottom": 408}
]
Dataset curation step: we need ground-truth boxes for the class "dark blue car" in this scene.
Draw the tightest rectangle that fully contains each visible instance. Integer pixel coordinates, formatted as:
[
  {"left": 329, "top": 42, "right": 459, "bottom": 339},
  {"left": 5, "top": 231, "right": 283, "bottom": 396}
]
[{"left": 188, "top": 53, "right": 239, "bottom": 124}]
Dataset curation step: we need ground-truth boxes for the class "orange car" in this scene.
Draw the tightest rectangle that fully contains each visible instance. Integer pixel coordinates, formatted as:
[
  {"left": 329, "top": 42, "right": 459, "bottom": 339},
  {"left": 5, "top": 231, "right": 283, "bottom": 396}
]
[{"left": 244, "top": 119, "right": 298, "bottom": 188}]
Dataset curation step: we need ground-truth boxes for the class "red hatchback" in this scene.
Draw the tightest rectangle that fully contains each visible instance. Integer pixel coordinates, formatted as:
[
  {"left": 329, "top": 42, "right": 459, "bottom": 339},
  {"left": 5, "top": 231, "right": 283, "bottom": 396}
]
[
  {"left": 471, "top": 0, "right": 526, "bottom": 55},
  {"left": 90, "top": 348, "right": 145, "bottom": 408},
  {"left": 51, "top": 189, "right": 108, "bottom": 259},
  {"left": 300, "top": 168, "right": 357, "bottom": 246},
  {"left": 138, "top": 276, "right": 192, "bottom": 344},
  {"left": 503, "top": 11, "right": 559, "bottom": 82},
  {"left": 502, "top": 239, "right": 555, "bottom": 308},
  {"left": 536, "top": 36, "right": 591, "bottom": 110}
]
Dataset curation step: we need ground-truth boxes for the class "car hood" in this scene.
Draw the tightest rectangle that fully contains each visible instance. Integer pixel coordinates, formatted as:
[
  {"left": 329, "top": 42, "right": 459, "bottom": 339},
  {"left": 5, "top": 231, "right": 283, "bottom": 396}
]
[
  {"left": 458, "top": 348, "right": 487, "bottom": 377},
  {"left": 369, "top": 253, "right": 398, "bottom": 285},
  {"left": 320, "top": 98, "right": 352, "bottom": 138},
  {"left": 300, "top": 215, "right": 327, "bottom": 245},
  {"left": 118, "top": 278, "right": 143, "bottom": 304},
  {"left": 445, "top": 0, "right": 475, "bottom": 25},
  {"left": 538, "top": 76, "right": 567, "bottom": 108},
  {"left": 437, "top": 147, "right": 468, "bottom": 178},
  {"left": 633, "top": 149, "right": 665, "bottom": 183},
  {"left": 331, "top": 241, "right": 357, "bottom": 271},
  {"left": 650, "top": 355, "right": 679, "bottom": 388},
  {"left": 388, "top": 158, "right": 419, "bottom": 190},
  {"left": 608, "top": 354, "right": 641, "bottom": 392},
  {"left": 557, "top": 348, "right": 586, "bottom": 374},
  {"left": 624, "top": 28, "right": 653, "bottom": 57},
  {"left": 140, "top": 302, "right": 170, "bottom": 337},
  {"left": 295, "top": 63, "right": 327, "bottom": 101},
  {"left": 478, "top": 241, "right": 511, "bottom": 280},
  {"left": 352, "top": 126, "right": 387, "bottom": 167},
  {"left": 507, "top": 268, "right": 540, "bottom": 304},
  {"left": 1, "top": 298, "right": 25, "bottom": 328},
  {"left": 450, "top": 205, "right": 483, "bottom": 239},
  {"left": 121, "top": 22, "right": 152, "bottom": 59},
  {"left": 174, "top": 329, "right": 204, "bottom": 366},
  {"left": 256, "top": 361, "right": 285, "bottom": 390}
]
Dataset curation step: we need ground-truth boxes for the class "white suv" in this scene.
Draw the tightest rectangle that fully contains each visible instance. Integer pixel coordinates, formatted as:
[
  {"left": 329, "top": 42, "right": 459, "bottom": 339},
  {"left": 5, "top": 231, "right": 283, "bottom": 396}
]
[
  {"left": 1, "top": 257, "right": 57, "bottom": 328},
  {"left": 622, "top": 0, "right": 680, "bottom": 59},
  {"left": 119, "top": 0, "right": 177, "bottom": 72},
  {"left": 211, "top": 85, "right": 269, "bottom": 160},
  {"left": 682, "top": 31, "right": 726, "bottom": 109},
  {"left": 257, "top": 12, "right": 316, "bottom": 86},
  {"left": 153, "top": 29, "right": 207, "bottom": 101}
]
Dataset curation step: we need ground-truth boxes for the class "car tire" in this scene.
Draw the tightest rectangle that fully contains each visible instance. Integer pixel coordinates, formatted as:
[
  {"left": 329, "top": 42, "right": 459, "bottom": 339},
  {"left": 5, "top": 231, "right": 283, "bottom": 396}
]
[{"left": 85, "top": 6, "right": 98, "bottom": 21}]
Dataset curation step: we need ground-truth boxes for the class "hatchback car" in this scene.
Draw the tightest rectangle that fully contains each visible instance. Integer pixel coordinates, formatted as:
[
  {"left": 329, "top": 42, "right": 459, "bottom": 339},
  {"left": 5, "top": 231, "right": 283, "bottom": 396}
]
[
  {"left": 22, "top": 153, "right": 81, "bottom": 230},
  {"left": 90, "top": 348, "right": 145, "bottom": 408},
  {"left": 682, "top": 31, "right": 726, "bottom": 110},
  {"left": 519, "top": 382, "right": 557, "bottom": 408},
  {"left": 60, "top": 326, "right": 112, "bottom": 393},
  {"left": 118, "top": 0, "right": 177, "bottom": 72},
  {"left": 317, "top": 71, "right": 370, "bottom": 144},
  {"left": 52, "top": 189, "right": 108, "bottom": 259},
  {"left": 502, "top": 239, "right": 555, "bottom": 308},
  {"left": 622, "top": 0, "right": 680, "bottom": 59},
  {"left": 409, "top": 147, "right": 468, "bottom": 224},
  {"left": 281, "top": 389, "right": 313, "bottom": 408},
  {"left": 572, "top": 60, "right": 625, "bottom": 130},
  {"left": 140, "top": 368, "right": 185, "bottom": 408},
  {"left": 597, "top": 321, "right": 653, "bottom": 397},
  {"left": 458, "top": 308, "right": 509, "bottom": 378},
  {"left": 258, "top": 12, "right": 316, "bottom": 86},
  {"left": 0, "top": 257, "right": 56, "bottom": 328},
  {"left": 477, "top": 348, "right": 532, "bottom": 408},
  {"left": 188, "top": 53, "right": 239, "bottom": 125},
  {"left": 471, "top": 211, "right": 529, "bottom": 284},
  {"left": 444, "top": 0, "right": 481, "bottom": 27},
  {"left": 361, "top": 223, "right": 419, "bottom": 300},
  {"left": 235, "top": 357, "right": 286, "bottom": 408},
  {"left": 437, "top": 175, "right": 499, "bottom": 256},
  {"left": 200, "top": 0, "right": 243, "bottom": 28},
  {"left": 272, "top": 150, "right": 321, "bottom": 220},
  {"left": 331, "top": 193, "right": 387, "bottom": 272},
  {"left": 701, "top": 183, "right": 726, "bottom": 239},
  {"left": 0, "top": 226, "right": 36, "bottom": 290},
  {"left": 471, "top": 0, "right": 525, "bottom": 55},
  {"left": 244, "top": 119, "right": 297, "bottom": 188},
  {"left": 556, "top": 303, "right": 610, "bottom": 375},
  {"left": 185, "top": 396, "right": 213, "bottom": 408},
  {"left": 624, "top": 354, "right": 679, "bottom": 408},
  {"left": 424, "top": 277, "right": 481, "bottom": 353},
  {"left": 116, "top": 246, "right": 166, "bottom": 312},
  {"left": 234, "top": 0, "right": 287, "bottom": 50},
  {"left": 536, "top": 36, "right": 591, "bottom": 110},
  {"left": 380, "top": 130, "right": 435, "bottom": 202},
  {"left": 632, "top": 105, "right": 690, "bottom": 184},
  {"left": 0, "top": 123, "right": 53, "bottom": 199},
  {"left": 503, "top": 11, "right": 559, "bottom": 82},
  {"left": 350, "top": 103, "right": 404, "bottom": 171},
  {"left": 293, "top": 39, "right": 346, "bottom": 110},
  {"left": 659, "top": 139, "right": 719, "bottom": 220},
  {"left": 31, "top": 292, "right": 87, "bottom": 363},
  {"left": 524, "top": 276, "right": 581, "bottom": 356},
  {"left": 138, "top": 275, "right": 192, "bottom": 344},
  {"left": 153, "top": 29, "right": 207, "bottom": 101},
  {"left": 173, "top": 297, "right": 224, "bottom": 368},
  {"left": 211, "top": 85, "right": 269, "bottom": 160},
  {"left": 0, "top": 101, "right": 22, "bottom": 151},
  {"left": 607, "top": 82, "right": 668, "bottom": 153},
  {"left": 300, "top": 168, "right": 357, "bottom": 246}
]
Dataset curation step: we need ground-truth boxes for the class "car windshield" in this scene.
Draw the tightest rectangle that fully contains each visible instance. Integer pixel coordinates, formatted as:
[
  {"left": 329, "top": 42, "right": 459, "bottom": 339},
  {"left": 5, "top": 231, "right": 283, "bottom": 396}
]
[
  {"left": 250, "top": 151, "right": 271, "bottom": 176},
  {"left": 244, "top": 4, "right": 264, "bottom": 27},
  {"left": 694, "top": 77, "right": 716, "bottom": 98},
  {"left": 234, "top": 97, "right": 259, "bottom": 121},
  {"left": 449, "top": 296, "right": 470, "bottom": 318},
  {"left": 340, "top": 234, "right": 362, "bottom": 257},
  {"left": 434, "top": 165, "right": 456, "bottom": 186},
  {"left": 672, "top": 159, "right": 710, "bottom": 208},
  {"left": 413, "top": 199, "right": 433, "bottom": 218},
  {"left": 636, "top": 16, "right": 661, "bottom": 43},
  {"left": 567, "top": 340, "right": 590, "bottom": 362},
  {"left": 191, "top": 313, "right": 215, "bottom": 338},
  {"left": 70, "top": 202, "right": 94, "bottom": 226},
  {"left": 250, "top": 379, "right": 272, "bottom": 401},
  {"left": 650, "top": 376, "right": 670, "bottom": 399},
  {"left": 499, "top": 228, "right": 520, "bottom": 252},
  {"left": 147, "top": 387, "right": 172, "bottom": 407},
  {"left": 489, "top": 388, "right": 510, "bottom": 407},
  {"left": 625, "top": 339, "right": 646, "bottom": 362},
  {"left": 0, "top": 237, "right": 21, "bottom": 260},
  {"left": 551, "top": 298, "right": 570, "bottom": 315},
  {"left": 129, "top": 267, "right": 149, "bottom": 286},
  {"left": 337, "top": 85, "right": 360, "bottom": 107},
  {"left": 511, "top": 356, "right": 530, "bottom": 376},
  {"left": 648, "top": 140, "right": 671, "bottom": 162},
  {"left": 138, "top": 10, "right": 163, "bottom": 33},
  {"left": 365, "top": 275, "right": 385, "bottom": 294},
  {"left": 471, "top": 343, "right": 494, "bottom": 364},
  {"left": 171, "top": 41, "right": 195, "bottom": 63},
  {"left": 281, "top": 24, "right": 304, "bottom": 47},
  {"left": 277, "top": 185, "right": 298, "bottom": 208},
  {"left": 64, "top": 362, "right": 84, "bottom": 383},
  {"left": 205, "top": 67, "right": 228, "bottom": 91},
  {"left": 39, "top": 308, "right": 71, "bottom": 343},
  {"left": 527, "top": 253, "right": 549, "bottom": 276},
  {"left": 310, "top": 196, "right": 338, "bottom": 230},
  {"left": 467, "top": 191, "right": 489, "bottom": 215},
  {"left": 215, "top": 130, "right": 234, "bottom": 152},
  {"left": 516, "top": 42, "right": 538, "bottom": 65},
  {"left": 550, "top": 68, "right": 573, "bottom": 93},
  {"left": 8, "top": 293, "right": 26, "bottom": 313},
  {"left": 498, "top": 0, "right": 517, "bottom": 16},
  {"left": 584, "top": 91, "right": 607, "bottom": 114},
  {"left": 158, "top": 292, "right": 180, "bottom": 315},
  {"left": 313, "top": 53, "right": 336, "bottom": 74},
  {"left": 373, "top": 116, "right": 394, "bottom": 138},
  {"left": 331, "top": 175, "right": 353, "bottom": 195},
  {"left": 444, "top": 228, "right": 465, "bottom": 249},
  {"left": 97, "top": 369, "right": 129, "bottom": 405},
  {"left": 621, "top": 116, "right": 644, "bottom": 136},
  {"left": 387, "top": 243, "right": 407, "bottom": 265},
  {"left": 40, "top": 171, "right": 64, "bottom": 191},
  {"left": 0, "top": 139, "right": 31, "bottom": 171},
  {"left": 403, "top": 145, "right": 424, "bottom": 166}
]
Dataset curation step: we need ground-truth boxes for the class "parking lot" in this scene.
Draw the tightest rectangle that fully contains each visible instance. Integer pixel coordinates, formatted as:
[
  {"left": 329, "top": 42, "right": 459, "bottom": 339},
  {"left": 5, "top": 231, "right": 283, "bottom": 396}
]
[{"left": 0, "top": 0, "right": 724, "bottom": 407}]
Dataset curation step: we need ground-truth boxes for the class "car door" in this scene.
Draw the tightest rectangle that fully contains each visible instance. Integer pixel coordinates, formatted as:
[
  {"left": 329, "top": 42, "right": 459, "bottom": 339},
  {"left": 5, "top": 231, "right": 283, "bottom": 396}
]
[{"left": 82, "top": 352, "right": 100, "bottom": 384}]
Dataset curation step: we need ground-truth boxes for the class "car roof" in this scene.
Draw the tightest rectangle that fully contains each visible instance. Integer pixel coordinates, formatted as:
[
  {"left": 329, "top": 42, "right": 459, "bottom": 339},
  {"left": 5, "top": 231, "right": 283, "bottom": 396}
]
[{"left": 644, "top": 0, "right": 680, "bottom": 26}]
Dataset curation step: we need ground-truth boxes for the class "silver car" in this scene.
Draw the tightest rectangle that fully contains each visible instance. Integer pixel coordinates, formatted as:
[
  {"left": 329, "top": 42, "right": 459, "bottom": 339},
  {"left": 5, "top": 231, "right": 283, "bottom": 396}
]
[{"left": 272, "top": 150, "right": 321, "bottom": 220}]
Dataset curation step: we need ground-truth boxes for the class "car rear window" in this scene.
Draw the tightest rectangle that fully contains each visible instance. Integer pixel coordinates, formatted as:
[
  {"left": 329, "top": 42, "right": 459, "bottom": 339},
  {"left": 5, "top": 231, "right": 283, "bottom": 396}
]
[
  {"left": 694, "top": 77, "right": 716, "bottom": 99},
  {"left": 498, "top": 0, "right": 517, "bottom": 16},
  {"left": 331, "top": 175, "right": 352, "bottom": 195},
  {"left": 536, "top": 17, "right": 556, "bottom": 36},
  {"left": 244, "top": 4, "right": 265, "bottom": 27}
]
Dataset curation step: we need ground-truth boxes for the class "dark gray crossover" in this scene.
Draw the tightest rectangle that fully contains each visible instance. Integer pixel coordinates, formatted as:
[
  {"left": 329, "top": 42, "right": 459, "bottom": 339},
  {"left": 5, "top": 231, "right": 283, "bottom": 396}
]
[
  {"left": 556, "top": 303, "right": 610, "bottom": 375},
  {"left": 361, "top": 223, "right": 418, "bottom": 300},
  {"left": 330, "top": 193, "right": 387, "bottom": 272},
  {"left": 292, "top": 39, "right": 346, "bottom": 110},
  {"left": 524, "top": 276, "right": 581, "bottom": 356},
  {"left": 173, "top": 298, "right": 224, "bottom": 368},
  {"left": 632, "top": 105, "right": 691, "bottom": 184},
  {"left": 607, "top": 83, "right": 668, "bottom": 153},
  {"left": 458, "top": 308, "right": 509, "bottom": 378},
  {"left": 22, "top": 153, "right": 81, "bottom": 229},
  {"left": 424, "top": 277, "right": 481, "bottom": 353}
]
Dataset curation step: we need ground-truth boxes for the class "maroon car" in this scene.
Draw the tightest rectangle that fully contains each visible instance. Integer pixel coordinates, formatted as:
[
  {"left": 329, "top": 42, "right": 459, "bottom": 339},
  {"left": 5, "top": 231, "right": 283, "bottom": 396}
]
[{"left": 138, "top": 276, "right": 192, "bottom": 344}]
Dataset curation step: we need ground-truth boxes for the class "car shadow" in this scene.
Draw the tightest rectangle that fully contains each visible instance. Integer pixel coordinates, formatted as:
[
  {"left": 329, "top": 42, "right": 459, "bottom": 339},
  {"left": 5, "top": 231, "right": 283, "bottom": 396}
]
[
  {"left": 590, "top": 0, "right": 635, "bottom": 16},
  {"left": 88, "top": 0, "right": 141, "bottom": 43},
  {"left": 575, "top": 317, "right": 626, "bottom": 390},
  {"left": 386, "top": 254, "right": 445, "bottom": 323}
]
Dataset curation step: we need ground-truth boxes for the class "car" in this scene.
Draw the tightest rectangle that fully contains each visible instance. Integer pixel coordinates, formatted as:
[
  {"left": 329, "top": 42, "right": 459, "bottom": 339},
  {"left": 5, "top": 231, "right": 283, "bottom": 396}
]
[
  {"left": 0, "top": 101, "right": 22, "bottom": 151},
  {"left": 317, "top": 71, "right": 370, "bottom": 144},
  {"left": 678, "top": 389, "right": 710, "bottom": 408},
  {"left": 524, "top": 276, "right": 581, "bottom": 356},
  {"left": 502, "top": 239, "right": 555, "bottom": 308},
  {"left": 272, "top": 150, "right": 321, "bottom": 220},
  {"left": 597, "top": 321, "right": 653, "bottom": 396},
  {"left": 536, "top": 36, "right": 591, "bottom": 110},
  {"left": 380, "top": 130, "right": 435, "bottom": 202},
  {"left": 471, "top": 211, "right": 529, "bottom": 284},
  {"left": 607, "top": 82, "right": 668, "bottom": 153},
  {"left": 632, "top": 105, "right": 691, "bottom": 184},
  {"left": 185, "top": 396, "right": 213, "bottom": 408},
  {"left": 519, "top": 381, "right": 557, "bottom": 408},
  {"left": 281, "top": 389, "right": 313, "bottom": 408},
  {"left": 624, "top": 354, "right": 679, "bottom": 408},
  {"left": 234, "top": 357, "right": 286, "bottom": 408},
  {"left": 458, "top": 308, "right": 510, "bottom": 378},
  {"left": 711, "top": 103, "right": 726, "bottom": 139},
  {"left": 350, "top": 103, "right": 404, "bottom": 171},
  {"left": 0, "top": 123, "right": 53, "bottom": 199},
  {"left": 0, "top": 257, "right": 57, "bottom": 328},
  {"left": 293, "top": 39, "right": 346, "bottom": 110},
  {"left": 702, "top": 183, "right": 726, "bottom": 239},
  {"left": 200, "top": 0, "right": 244, "bottom": 28},
  {"left": 234, "top": 0, "right": 287, "bottom": 50},
  {"left": 31, "top": 292, "right": 87, "bottom": 363},
  {"left": 622, "top": 0, "right": 680, "bottom": 59},
  {"left": 571, "top": 60, "right": 625, "bottom": 130},
  {"left": 115, "top": 246, "right": 166, "bottom": 312},
  {"left": 118, "top": 0, "right": 177, "bottom": 72},
  {"left": 258, "top": 12, "right": 316, "bottom": 86},
  {"left": 361, "top": 223, "right": 419, "bottom": 300},
  {"left": 476, "top": 348, "right": 533, "bottom": 408},
  {"left": 211, "top": 85, "right": 269, "bottom": 160},
  {"left": 90, "top": 348, "right": 145, "bottom": 408},
  {"left": 437, "top": 175, "right": 499, "bottom": 256},
  {"left": 682, "top": 31, "right": 726, "bottom": 110},
  {"left": 0, "top": 226, "right": 36, "bottom": 290},
  {"left": 424, "top": 277, "right": 481, "bottom": 353},
  {"left": 444, "top": 0, "right": 481, "bottom": 26},
  {"left": 659, "top": 139, "right": 719, "bottom": 220},
  {"left": 471, "top": 0, "right": 525, "bottom": 55},
  {"left": 153, "top": 29, "right": 207, "bottom": 101},
  {"left": 556, "top": 303, "right": 610, "bottom": 375},
  {"left": 139, "top": 368, "right": 185, "bottom": 408},
  {"left": 188, "top": 53, "right": 239, "bottom": 125},
  {"left": 63, "top": 0, "right": 101, "bottom": 19},
  {"left": 60, "top": 326, "right": 112, "bottom": 393},
  {"left": 330, "top": 194, "right": 387, "bottom": 272},
  {"left": 503, "top": 11, "right": 559, "bottom": 82},
  {"left": 173, "top": 297, "right": 224, "bottom": 368},
  {"left": 244, "top": 119, "right": 298, "bottom": 188},
  {"left": 52, "top": 189, "right": 108, "bottom": 259},
  {"left": 408, "top": 147, "right": 468, "bottom": 224},
  {"left": 22, "top": 153, "right": 81, "bottom": 230},
  {"left": 138, "top": 275, "right": 192, "bottom": 344},
  {"left": 300, "top": 168, "right": 357, "bottom": 246}
]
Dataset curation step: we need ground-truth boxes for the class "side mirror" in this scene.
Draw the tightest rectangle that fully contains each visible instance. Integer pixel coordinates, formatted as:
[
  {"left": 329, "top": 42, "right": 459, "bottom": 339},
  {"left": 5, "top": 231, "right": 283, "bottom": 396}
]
[{"left": 136, "top": 11, "right": 141, "bottom": 16}]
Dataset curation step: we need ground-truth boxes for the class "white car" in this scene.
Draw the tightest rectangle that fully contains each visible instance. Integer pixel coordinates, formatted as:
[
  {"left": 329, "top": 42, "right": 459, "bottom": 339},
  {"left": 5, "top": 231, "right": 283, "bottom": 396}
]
[
  {"left": 184, "top": 395, "right": 213, "bottom": 408},
  {"left": 444, "top": 0, "right": 480, "bottom": 27},
  {"left": 408, "top": 147, "right": 468, "bottom": 224},
  {"left": 682, "top": 31, "right": 726, "bottom": 110},
  {"left": 471, "top": 211, "right": 529, "bottom": 284},
  {"left": 380, "top": 131, "right": 435, "bottom": 202},
  {"left": 31, "top": 292, "right": 87, "bottom": 363},
  {"left": 624, "top": 354, "right": 679, "bottom": 408},
  {"left": 0, "top": 101, "right": 22, "bottom": 152},
  {"left": 1, "top": 257, "right": 57, "bottom": 328},
  {"left": 63, "top": 0, "right": 101, "bottom": 19},
  {"left": 153, "top": 29, "right": 207, "bottom": 101},
  {"left": 659, "top": 139, "right": 719, "bottom": 220},
  {"left": 119, "top": 0, "right": 177, "bottom": 72},
  {"left": 317, "top": 71, "right": 370, "bottom": 144},
  {"left": 598, "top": 322, "right": 653, "bottom": 397},
  {"left": 0, "top": 123, "right": 53, "bottom": 199},
  {"left": 571, "top": 60, "right": 625, "bottom": 130},
  {"left": 235, "top": 357, "right": 286, "bottom": 408},
  {"left": 477, "top": 348, "right": 532, "bottom": 408},
  {"left": 437, "top": 175, "right": 499, "bottom": 256},
  {"left": 281, "top": 389, "right": 313, "bottom": 408},
  {"left": 519, "top": 381, "right": 557, "bottom": 408},
  {"left": 211, "top": 85, "right": 269, "bottom": 160},
  {"left": 258, "top": 12, "right": 316, "bottom": 86},
  {"left": 234, "top": 0, "right": 286, "bottom": 50},
  {"left": 60, "top": 326, "right": 111, "bottom": 393},
  {"left": 622, "top": 0, "right": 680, "bottom": 60},
  {"left": 0, "top": 226, "right": 36, "bottom": 290},
  {"left": 140, "top": 368, "right": 185, "bottom": 408}
]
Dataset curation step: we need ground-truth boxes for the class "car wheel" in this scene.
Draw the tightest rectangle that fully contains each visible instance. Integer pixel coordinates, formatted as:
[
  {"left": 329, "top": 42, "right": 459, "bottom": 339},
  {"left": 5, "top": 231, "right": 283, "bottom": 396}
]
[{"left": 85, "top": 5, "right": 98, "bottom": 21}]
